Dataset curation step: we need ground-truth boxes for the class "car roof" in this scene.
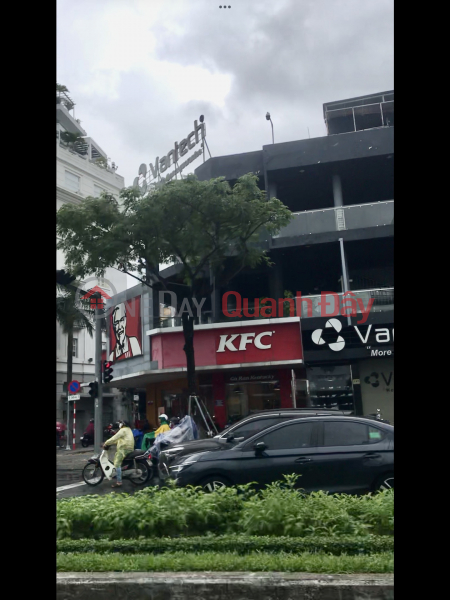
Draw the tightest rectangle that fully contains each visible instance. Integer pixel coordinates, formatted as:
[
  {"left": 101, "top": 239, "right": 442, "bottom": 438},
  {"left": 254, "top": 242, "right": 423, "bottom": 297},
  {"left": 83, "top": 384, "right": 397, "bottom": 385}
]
[{"left": 232, "top": 415, "right": 393, "bottom": 447}]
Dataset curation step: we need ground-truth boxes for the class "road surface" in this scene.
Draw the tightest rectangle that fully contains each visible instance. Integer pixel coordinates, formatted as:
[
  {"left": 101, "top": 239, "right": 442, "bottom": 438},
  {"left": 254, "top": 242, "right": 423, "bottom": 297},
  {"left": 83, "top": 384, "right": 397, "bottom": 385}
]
[{"left": 56, "top": 448, "right": 159, "bottom": 498}]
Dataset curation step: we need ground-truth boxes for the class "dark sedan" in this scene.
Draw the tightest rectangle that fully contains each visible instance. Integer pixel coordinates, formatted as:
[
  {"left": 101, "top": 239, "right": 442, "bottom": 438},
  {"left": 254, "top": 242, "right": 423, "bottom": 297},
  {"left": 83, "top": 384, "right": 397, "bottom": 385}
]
[
  {"left": 158, "top": 408, "right": 351, "bottom": 468},
  {"left": 159, "top": 416, "right": 394, "bottom": 495}
]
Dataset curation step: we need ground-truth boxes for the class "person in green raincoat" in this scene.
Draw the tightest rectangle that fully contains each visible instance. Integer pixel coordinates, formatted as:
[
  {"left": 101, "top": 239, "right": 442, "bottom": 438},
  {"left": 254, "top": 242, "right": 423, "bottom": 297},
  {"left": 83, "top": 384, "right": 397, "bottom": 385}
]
[
  {"left": 141, "top": 414, "right": 171, "bottom": 451},
  {"left": 103, "top": 420, "right": 135, "bottom": 488}
]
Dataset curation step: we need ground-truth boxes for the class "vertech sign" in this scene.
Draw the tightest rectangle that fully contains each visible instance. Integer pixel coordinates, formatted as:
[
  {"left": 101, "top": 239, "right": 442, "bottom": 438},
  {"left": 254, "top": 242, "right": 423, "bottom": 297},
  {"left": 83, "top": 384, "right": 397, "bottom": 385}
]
[
  {"left": 133, "top": 119, "right": 205, "bottom": 193},
  {"left": 148, "top": 318, "right": 303, "bottom": 370}
]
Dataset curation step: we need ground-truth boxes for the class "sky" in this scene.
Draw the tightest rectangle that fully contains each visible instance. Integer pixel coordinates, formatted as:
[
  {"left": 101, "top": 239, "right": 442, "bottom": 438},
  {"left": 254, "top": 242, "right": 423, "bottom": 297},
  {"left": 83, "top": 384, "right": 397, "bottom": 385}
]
[{"left": 57, "top": 0, "right": 393, "bottom": 287}]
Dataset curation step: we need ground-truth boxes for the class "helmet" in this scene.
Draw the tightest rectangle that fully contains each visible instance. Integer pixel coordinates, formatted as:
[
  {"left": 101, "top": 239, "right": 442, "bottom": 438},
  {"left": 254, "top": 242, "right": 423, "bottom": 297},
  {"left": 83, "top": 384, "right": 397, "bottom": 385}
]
[
  {"left": 120, "top": 419, "right": 130, "bottom": 428},
  {"left": 159, "top": 414, "right": 168, "bottom": 420},
  {"left": 89, "top": 419, "right": 94, "bottom": 423}
]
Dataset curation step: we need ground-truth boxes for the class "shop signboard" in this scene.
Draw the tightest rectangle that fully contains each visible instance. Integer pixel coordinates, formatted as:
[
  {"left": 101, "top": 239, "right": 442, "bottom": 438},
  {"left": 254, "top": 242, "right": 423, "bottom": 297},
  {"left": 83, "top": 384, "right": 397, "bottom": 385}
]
[
  {"left": 148, "top": 319, "right": 303, "bottom": 371},
  {"left": 302, "top": 318, "right": 394, "bottom": 362}
]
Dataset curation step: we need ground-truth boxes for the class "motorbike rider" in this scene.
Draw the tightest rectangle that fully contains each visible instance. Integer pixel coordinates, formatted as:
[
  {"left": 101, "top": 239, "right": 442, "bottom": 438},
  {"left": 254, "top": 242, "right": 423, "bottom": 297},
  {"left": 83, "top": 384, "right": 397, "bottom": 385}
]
[
  {"left": 84, "top": 419, "right": 95, "bottom": 440},
  {"left": 155, "top": 414, "right": 171, "bottom": 436},
  {"left": 169, "top": 416, "right": 181, "bottom": 429},
  {"left": 102, "top": 419, "right": 134, "bottom": 488},
  {"left": 141, "top": 414, "right": 171, "bottom": 451}
]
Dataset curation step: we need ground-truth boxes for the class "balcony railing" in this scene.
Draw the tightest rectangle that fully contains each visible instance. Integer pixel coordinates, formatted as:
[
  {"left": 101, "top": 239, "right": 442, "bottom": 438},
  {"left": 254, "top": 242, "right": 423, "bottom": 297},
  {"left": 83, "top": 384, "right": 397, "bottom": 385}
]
[
  {"left": 272, "top": 200, "right": 393, "bottom": 240},
  {"left": 153, "top": 288, "right": 394, "bottom": 329}
]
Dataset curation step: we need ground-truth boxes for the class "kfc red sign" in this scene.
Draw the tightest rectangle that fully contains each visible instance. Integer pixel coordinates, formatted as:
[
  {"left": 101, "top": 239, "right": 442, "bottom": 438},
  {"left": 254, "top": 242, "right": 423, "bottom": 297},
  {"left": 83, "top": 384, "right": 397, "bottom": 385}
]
[
  {"left": 149, "top": 319, "right": 303, "bottom": 370},
  {"left": 217, "top": 331, "right": 274, "bottom": 352}
]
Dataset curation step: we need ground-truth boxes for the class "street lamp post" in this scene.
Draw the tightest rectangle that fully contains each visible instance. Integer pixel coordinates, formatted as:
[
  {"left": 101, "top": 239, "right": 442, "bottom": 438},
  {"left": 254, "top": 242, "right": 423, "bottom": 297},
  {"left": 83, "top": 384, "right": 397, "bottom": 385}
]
[{"left": 266, "top": 112, "right": 274, "bottom": 144}]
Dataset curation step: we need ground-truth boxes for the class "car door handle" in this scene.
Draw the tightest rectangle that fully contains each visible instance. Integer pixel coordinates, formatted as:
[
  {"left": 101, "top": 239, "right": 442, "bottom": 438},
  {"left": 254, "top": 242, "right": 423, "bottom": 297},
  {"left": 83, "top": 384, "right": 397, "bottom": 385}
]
[
  {"left": 363, "top": 453, "right": 381, "bottom": 459},
  {"left": 295, "top": 457, "right": 312, "bottom": 463}
]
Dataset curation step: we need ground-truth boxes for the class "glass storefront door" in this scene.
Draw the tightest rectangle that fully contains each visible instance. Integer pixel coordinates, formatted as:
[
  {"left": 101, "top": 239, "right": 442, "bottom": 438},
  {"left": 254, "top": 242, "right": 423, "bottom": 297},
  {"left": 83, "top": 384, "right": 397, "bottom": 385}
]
[
  {"left": 306, "top": 365, "right": 355, "bottom": 412},
  {"left": 225, "top": 380, "right": 281, "bottom": 424}
]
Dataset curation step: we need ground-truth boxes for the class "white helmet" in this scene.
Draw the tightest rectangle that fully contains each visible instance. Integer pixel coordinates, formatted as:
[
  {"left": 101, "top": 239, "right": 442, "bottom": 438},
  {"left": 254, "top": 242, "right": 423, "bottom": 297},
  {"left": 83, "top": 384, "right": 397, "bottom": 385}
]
[{"left": 159, "top": 414, "right": 168, "bottom": 420}]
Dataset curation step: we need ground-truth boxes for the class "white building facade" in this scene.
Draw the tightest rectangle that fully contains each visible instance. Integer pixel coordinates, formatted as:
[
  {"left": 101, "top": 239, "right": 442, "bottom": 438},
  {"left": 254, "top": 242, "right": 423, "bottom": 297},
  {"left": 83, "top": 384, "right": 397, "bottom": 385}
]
[{"left": 57, "top": 91, "right": 128, "bottom": 438}]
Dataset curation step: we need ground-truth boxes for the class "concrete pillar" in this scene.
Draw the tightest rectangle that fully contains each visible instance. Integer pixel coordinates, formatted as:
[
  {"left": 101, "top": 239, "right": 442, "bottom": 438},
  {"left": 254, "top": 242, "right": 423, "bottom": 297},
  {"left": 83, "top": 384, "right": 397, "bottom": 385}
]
[
  {"left": 332, "top": 173, "right": 343, "bottom": 207},
  {"left": 269, "top": 262, "right": 284, "bottom": 301},
  {"left": 268, "top": 181, "right": 277, "bottom": 199}
]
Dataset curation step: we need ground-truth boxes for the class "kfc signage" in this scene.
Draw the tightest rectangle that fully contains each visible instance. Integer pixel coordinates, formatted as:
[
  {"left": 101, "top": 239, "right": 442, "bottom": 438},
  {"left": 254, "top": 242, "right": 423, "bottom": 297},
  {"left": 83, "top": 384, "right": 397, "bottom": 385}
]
[
  {"left": 109, "top": 297, "right": 143, "bottom": 362},
  {"left": 149, "top": 320, "right": 303, "bottom": 370},
  {"left": 217, "top": 331, "right": 274, "bottom": 352}
]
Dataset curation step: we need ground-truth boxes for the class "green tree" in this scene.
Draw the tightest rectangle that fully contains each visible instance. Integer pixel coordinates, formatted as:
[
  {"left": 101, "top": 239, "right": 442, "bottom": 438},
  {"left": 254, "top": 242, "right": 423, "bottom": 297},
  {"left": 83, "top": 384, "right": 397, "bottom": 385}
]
[
  {"left": 57, "top": 83, "right": 69, "bottom": 95},
  {"left": 56, "top": 284, "right": 94, "bottom": 415},
  {"left": 56, "top": 174, "right": 292, "bottom": 394}
]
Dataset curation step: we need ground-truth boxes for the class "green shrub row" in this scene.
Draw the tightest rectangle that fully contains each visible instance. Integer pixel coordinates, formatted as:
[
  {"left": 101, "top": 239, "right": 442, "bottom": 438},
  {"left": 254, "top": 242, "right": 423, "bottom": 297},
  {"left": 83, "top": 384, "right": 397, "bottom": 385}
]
[
  {"left": 57, "top": 550, "right": 394, "bottom": 573},
  {"left": 57, "top": 478, "right": 394, "bottom": 539},
  {"left": 57, "top": 534, "right": 394, "bottom": 555}
]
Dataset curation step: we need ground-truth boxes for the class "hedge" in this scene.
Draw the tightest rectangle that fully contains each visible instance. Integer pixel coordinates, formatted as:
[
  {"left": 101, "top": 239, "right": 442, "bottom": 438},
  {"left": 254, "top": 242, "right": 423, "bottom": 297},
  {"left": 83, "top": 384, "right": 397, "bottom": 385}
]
[
  {"left": 57, "top": 534, "right": 394, "bottom": 556},
  {"left": 57, "top": 479, "right": 394, "bottom": 539},
  {"left": 57, "top": 551, "right": 394, "bottom": 573}
]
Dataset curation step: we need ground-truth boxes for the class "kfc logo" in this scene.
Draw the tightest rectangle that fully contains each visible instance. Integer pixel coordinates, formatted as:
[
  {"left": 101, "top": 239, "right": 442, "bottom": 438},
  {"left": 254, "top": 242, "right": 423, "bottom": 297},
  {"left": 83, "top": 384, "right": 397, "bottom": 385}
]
[{"left": 217, "top": 331, "right": 274, "bottom": 353}]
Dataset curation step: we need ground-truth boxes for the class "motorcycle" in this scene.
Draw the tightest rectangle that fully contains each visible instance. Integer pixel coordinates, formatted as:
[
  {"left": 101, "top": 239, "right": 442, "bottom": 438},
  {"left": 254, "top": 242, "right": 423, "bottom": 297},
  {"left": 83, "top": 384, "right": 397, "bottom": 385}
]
[
  {"left": 103, "top": 423, "right": 119, "bottom": 440},
  {"left": 80, "top": 432, "right": 94, "bottom": 448},
  {"left": 82, "top": 447, "right": 152, "bottom": 486}
]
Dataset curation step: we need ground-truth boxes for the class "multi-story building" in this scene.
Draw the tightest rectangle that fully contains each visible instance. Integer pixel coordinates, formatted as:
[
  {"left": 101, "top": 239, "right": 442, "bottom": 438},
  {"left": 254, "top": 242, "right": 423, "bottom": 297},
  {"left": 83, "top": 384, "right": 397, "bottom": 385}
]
[
  {"left": 57, "top": 89, "right": 128, "bottom": 437},
  {"left": 104, "top": 91, "right": 394, "bottom": 430}
]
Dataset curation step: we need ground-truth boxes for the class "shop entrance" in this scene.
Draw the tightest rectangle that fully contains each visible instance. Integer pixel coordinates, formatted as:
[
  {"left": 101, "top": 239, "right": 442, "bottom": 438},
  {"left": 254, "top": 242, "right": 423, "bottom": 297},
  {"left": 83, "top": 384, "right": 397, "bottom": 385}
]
[
  {"left": 225, "top": 376, "right": 281, "bottom": 425},
  {"left": 306, "top": 365, "right": 355, "bottom": 412}
]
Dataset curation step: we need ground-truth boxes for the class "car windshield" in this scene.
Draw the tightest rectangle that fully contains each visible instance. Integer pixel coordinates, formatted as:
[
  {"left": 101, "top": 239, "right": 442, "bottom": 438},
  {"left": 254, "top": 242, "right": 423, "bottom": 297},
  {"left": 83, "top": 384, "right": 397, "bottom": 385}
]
[{"left": 222, "top": 416, "right": 289, "bottom": 441}]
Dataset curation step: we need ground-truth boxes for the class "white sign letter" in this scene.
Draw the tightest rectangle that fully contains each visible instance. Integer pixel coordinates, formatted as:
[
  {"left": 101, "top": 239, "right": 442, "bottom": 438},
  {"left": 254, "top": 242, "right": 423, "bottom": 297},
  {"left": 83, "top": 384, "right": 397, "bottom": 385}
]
[
  {"left": 375, "top": 328, "right": 390, "bottom": 343},
  {"left": 217, "top": 334, "right": 240, "bottom": 353},
  {"left": 238, "top": 333, "right": 255, "bottom": 351},
  {"left": 254, "top": 331, "right": 273, "bottom": 350}
]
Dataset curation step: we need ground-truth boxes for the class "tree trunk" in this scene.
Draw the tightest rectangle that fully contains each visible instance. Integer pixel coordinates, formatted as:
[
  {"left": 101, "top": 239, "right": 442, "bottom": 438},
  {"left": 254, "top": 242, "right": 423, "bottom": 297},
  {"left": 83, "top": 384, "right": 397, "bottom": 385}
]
[{"left": 182, "top": 312, "right": 197, "bottom": 395}]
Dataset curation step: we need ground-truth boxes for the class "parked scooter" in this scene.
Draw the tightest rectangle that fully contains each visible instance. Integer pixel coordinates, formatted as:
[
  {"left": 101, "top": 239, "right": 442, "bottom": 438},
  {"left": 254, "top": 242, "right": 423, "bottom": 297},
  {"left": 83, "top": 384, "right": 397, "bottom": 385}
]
[
  {"left": 82, "top": 447, "right": 152, "bottom": 486},
  {"left": 80, "top": 432, "right": 94, "bottom": 447}
]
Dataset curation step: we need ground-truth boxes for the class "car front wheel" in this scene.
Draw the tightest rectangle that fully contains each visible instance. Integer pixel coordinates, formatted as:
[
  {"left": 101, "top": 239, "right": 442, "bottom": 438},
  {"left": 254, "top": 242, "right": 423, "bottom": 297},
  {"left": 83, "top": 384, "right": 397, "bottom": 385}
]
[{"left": 200, "top": 476, "right": 231, "bottom": 493}]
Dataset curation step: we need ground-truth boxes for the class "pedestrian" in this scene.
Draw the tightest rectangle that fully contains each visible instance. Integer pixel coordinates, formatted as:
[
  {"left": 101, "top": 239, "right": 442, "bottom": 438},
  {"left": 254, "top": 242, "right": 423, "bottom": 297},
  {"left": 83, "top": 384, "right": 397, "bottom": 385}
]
[{"left": 102, "top": 420, "right": 135, "bottom": 488}]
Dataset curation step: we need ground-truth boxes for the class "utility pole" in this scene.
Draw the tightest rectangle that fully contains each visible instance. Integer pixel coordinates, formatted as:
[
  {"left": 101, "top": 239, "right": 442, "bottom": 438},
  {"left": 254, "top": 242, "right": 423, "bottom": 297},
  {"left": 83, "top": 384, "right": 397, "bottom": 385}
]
[{"left": 94, "top": 295, "right": 104, "bottom": 455}]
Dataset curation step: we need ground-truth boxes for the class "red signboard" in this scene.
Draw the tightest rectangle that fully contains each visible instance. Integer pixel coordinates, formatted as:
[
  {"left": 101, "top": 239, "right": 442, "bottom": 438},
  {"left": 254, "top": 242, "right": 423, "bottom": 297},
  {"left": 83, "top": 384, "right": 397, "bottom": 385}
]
[{"left": 151, "top": 320, "right": 303, "bottom": 370}]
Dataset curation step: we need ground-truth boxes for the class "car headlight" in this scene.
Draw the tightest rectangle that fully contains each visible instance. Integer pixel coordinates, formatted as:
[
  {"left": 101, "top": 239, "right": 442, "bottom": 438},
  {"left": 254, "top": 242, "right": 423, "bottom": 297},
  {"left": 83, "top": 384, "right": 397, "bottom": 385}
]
[{"left": 169, "top": 452, "right": 205, "bottom": 473}]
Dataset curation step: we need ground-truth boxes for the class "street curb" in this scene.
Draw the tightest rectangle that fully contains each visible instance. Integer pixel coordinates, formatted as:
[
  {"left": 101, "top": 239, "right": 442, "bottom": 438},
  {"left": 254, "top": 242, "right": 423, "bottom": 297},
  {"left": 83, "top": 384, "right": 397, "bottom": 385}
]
[{"left": 57, "top": 572, "right": 394, "bottom": 599}]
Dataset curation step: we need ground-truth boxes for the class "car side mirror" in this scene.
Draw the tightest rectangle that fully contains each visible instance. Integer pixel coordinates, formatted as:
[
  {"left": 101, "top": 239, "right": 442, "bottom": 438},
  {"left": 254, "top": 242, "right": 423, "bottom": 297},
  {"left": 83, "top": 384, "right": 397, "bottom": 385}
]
[{"left": 254, "top": 441, "right": 266, "bottom": 453}]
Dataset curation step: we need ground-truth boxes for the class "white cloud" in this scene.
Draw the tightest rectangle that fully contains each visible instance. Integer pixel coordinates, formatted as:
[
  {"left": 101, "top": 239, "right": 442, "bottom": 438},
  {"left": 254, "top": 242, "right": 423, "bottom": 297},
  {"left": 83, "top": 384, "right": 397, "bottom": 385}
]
[{"left": 57, "top": 0, "right": 393, "bottom": 200}]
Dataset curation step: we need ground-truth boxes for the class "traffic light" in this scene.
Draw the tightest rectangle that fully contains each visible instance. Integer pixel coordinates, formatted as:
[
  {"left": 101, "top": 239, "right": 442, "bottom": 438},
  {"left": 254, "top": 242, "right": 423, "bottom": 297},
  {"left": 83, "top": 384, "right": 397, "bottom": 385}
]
[
  {"left": 88, "top": 381, "right": 98, "bottom": 398},
  {"left": 103, "top": 361, "right": 114, "bottom": 384}
]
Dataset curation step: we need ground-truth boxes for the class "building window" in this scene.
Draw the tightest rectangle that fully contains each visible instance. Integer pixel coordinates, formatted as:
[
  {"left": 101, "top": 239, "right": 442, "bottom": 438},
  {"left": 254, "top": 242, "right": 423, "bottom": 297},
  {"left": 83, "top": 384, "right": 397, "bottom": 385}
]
[
  {"left": 72, "top": 338, "right": 78, "bottom": 358},
  {"left": 65, "top": 170, "right": 80, "bottom": 193},
  {"left": 94, "top": 184, "right": 105, "bottom": 197}
]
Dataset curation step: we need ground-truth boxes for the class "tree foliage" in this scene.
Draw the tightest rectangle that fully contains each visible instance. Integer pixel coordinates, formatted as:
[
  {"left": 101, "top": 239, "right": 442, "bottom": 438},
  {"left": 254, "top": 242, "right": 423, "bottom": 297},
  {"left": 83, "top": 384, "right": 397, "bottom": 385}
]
[{"left": 57, "top": 174, "right": 292, "bottom": 392}]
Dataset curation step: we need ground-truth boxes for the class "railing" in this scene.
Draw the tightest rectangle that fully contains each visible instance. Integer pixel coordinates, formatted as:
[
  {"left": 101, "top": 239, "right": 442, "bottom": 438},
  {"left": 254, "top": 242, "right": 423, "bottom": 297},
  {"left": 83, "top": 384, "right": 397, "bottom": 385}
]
[
  {"left": 153, "top": 288, "right": 394, "bottom": 329},
  {"left": 272, "top": 200, "right": 394, "bottom": 240}
]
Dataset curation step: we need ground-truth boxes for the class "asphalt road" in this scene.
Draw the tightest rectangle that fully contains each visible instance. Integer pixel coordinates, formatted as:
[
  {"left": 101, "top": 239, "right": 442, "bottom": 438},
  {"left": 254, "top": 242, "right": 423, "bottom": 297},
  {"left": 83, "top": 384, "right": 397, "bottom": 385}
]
[{"left": 56, "top": 448, "right": 159, "bottom": 498}]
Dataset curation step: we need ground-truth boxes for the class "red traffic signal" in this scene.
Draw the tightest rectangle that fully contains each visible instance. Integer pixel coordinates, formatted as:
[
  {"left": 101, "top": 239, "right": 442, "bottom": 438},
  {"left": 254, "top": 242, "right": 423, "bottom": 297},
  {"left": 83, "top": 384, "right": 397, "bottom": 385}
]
[{"left": 103, "top": 360, "right": 114, "bottom": 384}]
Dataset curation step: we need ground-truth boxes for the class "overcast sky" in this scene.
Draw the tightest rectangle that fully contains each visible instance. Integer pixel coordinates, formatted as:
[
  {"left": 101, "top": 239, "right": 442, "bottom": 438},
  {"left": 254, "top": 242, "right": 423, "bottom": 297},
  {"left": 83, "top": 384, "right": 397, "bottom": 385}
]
[{"left": 57, "top": 0, "right": 393, "bottom": 187}]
